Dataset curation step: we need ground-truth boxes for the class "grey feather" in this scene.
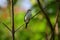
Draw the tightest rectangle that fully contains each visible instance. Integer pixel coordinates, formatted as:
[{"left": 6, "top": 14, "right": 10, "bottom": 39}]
[{"left": 24, "top": 9, "right": 32, "bottom": 23}]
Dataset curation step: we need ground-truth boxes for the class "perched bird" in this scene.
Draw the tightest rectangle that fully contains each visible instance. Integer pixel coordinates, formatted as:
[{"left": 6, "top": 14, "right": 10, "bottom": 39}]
[{"left": 24, "top": 9, "right": 32, "bottom": 28}]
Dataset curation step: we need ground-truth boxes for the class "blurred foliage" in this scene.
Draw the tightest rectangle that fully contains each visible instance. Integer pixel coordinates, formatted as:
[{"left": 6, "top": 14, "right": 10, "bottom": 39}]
[
  {"left": 0, "top": 0, "right": 60, "bottom": 40},
  {"left": 13, "top": 0, "right": 17, "bottom": 5}
]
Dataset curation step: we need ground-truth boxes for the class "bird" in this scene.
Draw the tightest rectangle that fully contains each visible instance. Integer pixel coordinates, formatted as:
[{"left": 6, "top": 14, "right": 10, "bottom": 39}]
[{"left": 24, "top": 9, "right": 32, "bottom": 28}]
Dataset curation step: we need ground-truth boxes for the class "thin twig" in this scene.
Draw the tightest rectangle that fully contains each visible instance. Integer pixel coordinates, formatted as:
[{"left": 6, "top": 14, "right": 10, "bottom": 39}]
[
  {"left": 49, "top": 32, "right": 53, "bottom": 40},
  {"left": 51, "top": 0, "right": 60, "bottom": 40},
  {"left": 0, "top": 18, "right": 11, "bottom": 32},
  {"left": 15, "top": 23, "right": 25, "bottom": 32},
  {"left": 37, "top": 0, "right": 54, "bottom": 40},
  {"left": 55, "top": 0, "right": 60, "bottom": 40},
  {"left": 15, "top": 10, "right": 40, "bottom": 32},
  {"left": 53, "top": 1, "right": 59, "bottom": 39},
  {"left": 2, "top": 22, "right": 11, "bottom": 32},
  {"left": 15, "top": 1, "right": 55, "bottom": 33},
  {"left": 45, "top": 33, "right": 53, "bottom": 40},
  {"left": 37, "top": 0, "right": 53, "bottom": 31},
  {"left": 45, "top": 33, "right": 48, "bottom": 40},
  {"left": 54, "top": 0, "right": 59, "bottom": 32},
  {"left": 48, "top": 1, "right": 60, "bottom": 40}
]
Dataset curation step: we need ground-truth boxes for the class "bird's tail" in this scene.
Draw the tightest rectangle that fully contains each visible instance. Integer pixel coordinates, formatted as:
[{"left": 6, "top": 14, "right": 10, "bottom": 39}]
[{"left": 25, "top": 23, "right": 28, "bottom": 28}]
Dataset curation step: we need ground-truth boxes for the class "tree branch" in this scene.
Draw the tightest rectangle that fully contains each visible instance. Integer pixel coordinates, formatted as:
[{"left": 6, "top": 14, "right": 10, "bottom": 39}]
[
  {"left": 15, "top": 1, "right": 55, "bottom": 33},
  {"left": 2, "top": 22, "right": 11, "bottom": 32},
  {"left": 0, "top": 18, "right": 11, "bottom": 32},
  {"left": 54, "top": 2, "right": 59, "bottom": 35},
  {"left": 12, "top": 0, "right": 15, "bottom": 40},
  {"left": 55, "top": 0, "right": 60, "bottom": 40},
  {"left": 15, "top": 23, "right": 25, "bottom": 32},
  {"left": 37, "top": 0, "right": 53, "bottom": 31},
  {"left": 37, "top": 0, "right": 54, "bottom": 40}
]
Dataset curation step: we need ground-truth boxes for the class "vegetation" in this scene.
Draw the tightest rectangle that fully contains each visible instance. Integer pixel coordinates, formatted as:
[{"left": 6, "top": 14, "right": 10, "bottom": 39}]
[{"left": 0, "top": 0, "right": 60, "bottom": 40}]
